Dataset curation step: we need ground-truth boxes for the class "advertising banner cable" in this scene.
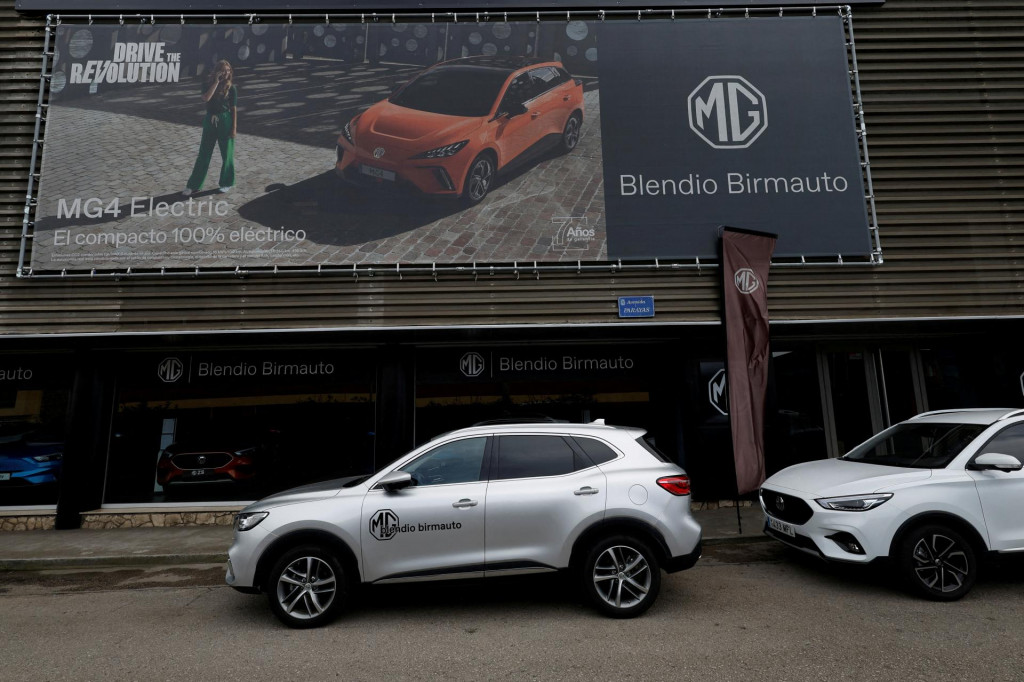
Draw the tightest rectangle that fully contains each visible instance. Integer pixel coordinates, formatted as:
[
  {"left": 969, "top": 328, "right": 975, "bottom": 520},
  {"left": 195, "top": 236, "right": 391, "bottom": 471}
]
[{"left": 21, "top": 7, "right": 880, "bottom": 278}]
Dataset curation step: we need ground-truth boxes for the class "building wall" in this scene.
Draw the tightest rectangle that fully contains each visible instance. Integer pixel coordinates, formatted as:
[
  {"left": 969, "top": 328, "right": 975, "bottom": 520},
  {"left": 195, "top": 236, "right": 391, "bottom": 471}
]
[{"left": 0, "top": 0, "right": 1021, "bottom": 335}]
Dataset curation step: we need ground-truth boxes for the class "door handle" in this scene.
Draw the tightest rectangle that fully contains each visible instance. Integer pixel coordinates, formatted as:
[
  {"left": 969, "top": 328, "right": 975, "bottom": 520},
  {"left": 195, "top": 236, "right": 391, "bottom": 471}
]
[
  {"left": 574, "top": 487, "right": 599, "bottom": 496},
  {"left": 452, "top": 499, "right": 479, "bottom": 508}
]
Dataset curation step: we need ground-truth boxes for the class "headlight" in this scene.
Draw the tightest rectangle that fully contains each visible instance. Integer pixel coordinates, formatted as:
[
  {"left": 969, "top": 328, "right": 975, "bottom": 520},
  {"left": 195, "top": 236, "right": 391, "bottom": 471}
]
[
  {"left": 235, "top": 511, "right": 269, "bottom": 531},
  {"left": 413, "top": 140, "right": 469, "bottom": 159},
  {"left": 341, "top": 120, "right": 355, "bottom": 144},
  {"left": 32, "top": 453, "right": 62, "bottom": 462},
  {"left": 234, "top": 447, "right": 257, "bottom": 458},
  {"left": 815, "top": 493, "right": 893, "bottom": 512}
]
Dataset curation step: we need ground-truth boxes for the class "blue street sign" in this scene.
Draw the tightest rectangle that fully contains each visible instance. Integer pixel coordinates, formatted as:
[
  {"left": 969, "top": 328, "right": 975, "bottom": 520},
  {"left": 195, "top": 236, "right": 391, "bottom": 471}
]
[{"left": 618, "top": 296, "right": 655, "bottom": 318}]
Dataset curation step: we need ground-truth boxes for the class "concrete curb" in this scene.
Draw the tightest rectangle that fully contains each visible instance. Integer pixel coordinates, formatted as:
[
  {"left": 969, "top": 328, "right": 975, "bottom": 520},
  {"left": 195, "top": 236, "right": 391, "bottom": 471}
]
[{"left": 0, "top": 553, "right": 228, "bottom": 571}]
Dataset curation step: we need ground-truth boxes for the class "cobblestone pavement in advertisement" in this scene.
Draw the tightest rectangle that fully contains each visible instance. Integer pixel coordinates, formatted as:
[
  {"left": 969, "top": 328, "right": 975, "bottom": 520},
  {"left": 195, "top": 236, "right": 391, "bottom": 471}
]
[{"left": 31, "top": 60, "right": 605, "bottom": 272}]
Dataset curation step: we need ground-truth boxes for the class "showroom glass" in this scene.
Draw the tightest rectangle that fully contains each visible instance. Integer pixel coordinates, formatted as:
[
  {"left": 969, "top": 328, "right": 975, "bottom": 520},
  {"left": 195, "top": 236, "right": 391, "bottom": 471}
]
[
  {"left": 980, "top": 423, "right": 1024, "bottom": 458},
  {"left": 842, "top": 422, "right": 986, "bottom": 469},
  {"left": 400, "top": 437, "right": 487, "bottom": 486},
  {"left": 390, "top": 67, "right": 508, "bottom": 117},
  {"left": 493, "top": 435, "right": 592, "bottom": 479}
]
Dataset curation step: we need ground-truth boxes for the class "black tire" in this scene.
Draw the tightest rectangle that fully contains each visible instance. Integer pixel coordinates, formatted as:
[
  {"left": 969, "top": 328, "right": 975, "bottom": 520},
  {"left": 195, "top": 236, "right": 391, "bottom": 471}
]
[
  {"left": 898, "top": 524, "right": 977, "bottom": 601},
  {"left": 266, "top": 545, "right": 347, "bottom": 628},
  {"left": 559, "top": 112, "right": 583, "bottom": 154},
  {"left": 462, "top": 153, "right": 496, "bottom": 206},
  {"left": 581, "top": 535, "right": 661, "bottom": 618}
]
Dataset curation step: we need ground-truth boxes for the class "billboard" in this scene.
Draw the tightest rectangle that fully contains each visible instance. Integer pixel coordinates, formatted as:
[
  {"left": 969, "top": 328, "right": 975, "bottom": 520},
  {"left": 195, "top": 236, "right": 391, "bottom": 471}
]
[{"left": 29, "top": 15, "right": 871, "bottom": 273}]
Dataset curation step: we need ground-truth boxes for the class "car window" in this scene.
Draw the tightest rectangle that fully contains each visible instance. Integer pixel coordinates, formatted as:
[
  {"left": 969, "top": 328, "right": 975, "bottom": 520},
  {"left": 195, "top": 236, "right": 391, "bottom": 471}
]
[
  {"left": 980, "top": 423, "right": 1024, "bottom": 458},
  {"left": 499, "top": 73, "right": 534, "bottom": 110},
  {"left": 399, "top": 437, "right": 487, "bottom": 486},
  {"left": 528, "top": 66, "right": 564, "bottom": 96},
  {"left": 389, "top": 67, "right": 509, "bottom": 117},
  {"left": 494, "top": 435, "right": 588, "bottom": 480},
  {"left": 573, "top": 436, "right": 619, "bottom": 465},
  {"left": 842, "top": 422, "right": 986, "bottom": 469}
]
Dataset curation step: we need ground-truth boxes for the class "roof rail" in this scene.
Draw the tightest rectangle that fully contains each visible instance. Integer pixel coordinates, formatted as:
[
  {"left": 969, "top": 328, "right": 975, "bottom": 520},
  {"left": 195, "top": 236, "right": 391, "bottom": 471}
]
[{"left": 997, "top": 409, "right": 1024, "bottom": 421}]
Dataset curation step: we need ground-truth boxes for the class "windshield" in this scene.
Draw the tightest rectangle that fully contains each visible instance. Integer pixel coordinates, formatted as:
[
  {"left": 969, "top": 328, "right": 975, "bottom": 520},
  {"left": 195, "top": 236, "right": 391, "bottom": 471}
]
[
  {"left": 389, "top": 66, "right": 509, "bottom": 117},
  {"left": 842, "top": 422, "right": 985, "bottom": 469}
]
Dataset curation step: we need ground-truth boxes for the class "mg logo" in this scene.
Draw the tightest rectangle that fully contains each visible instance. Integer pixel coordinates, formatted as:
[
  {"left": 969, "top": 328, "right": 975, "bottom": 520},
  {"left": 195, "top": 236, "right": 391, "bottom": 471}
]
[
  {"left": 460, "top": 352, "right": 485, "bottom": 378},
  {"left": 369, "top": 509, "right": 400, "bottom": 541},
  {"left": 734, "top": 268, "right": 761, "bottom": 295},
  {"left": 373, "top": 147, "right": 386, "bottom": 159},
  {"left": 688, "top": 76, "right": 767, "bottom": 149},
  {"left": 157, "top": 357, "right": 184, "bottom": 383},
  {"left": 709, "top": 368, "right": 729, "bottom": 416}
]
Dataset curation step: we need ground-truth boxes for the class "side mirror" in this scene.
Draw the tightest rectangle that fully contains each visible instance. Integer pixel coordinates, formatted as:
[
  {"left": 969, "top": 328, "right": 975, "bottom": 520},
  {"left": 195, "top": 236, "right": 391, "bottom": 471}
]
[
  {"left": 504, "top": 102, "right": 528, "bottom": 118},
  {"left": 378, "top": 470, "right": 414, "bottom": 492},
  {"left": 969, "top": 452, "right": 1024, "bottom": 473}
]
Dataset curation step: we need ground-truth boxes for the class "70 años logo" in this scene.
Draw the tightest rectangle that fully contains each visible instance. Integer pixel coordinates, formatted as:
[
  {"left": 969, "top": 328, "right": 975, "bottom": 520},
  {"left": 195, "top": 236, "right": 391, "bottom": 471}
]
[{"left": 688, "top": 75, "right": 768, "bottom": 149}]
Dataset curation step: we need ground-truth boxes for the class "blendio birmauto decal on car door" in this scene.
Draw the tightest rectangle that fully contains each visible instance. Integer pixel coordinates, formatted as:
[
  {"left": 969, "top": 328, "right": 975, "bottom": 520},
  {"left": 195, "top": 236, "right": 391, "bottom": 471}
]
[
  {"left": 29, "top": 16, "right": 869, "bottom": 273},
  {"left": 368, "top": 509, "right": 463, "bottom": 541}
]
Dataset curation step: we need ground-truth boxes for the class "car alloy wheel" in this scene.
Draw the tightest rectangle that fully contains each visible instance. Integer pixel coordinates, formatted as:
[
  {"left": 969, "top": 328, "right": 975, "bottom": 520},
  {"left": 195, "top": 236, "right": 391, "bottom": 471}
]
[
  {"left": 582, "top": 536, "right": 661, "bottom": 618},
  {"left": 900, "top": 525, "right": 976, "bottom": 601},
  {"left": 463, "top": 154, "right": 495, "bottom": 205},
  {"left": 267, "top": 545, "right": 346, "bottom": 628},
  {"left": 560, "top": 112, "right": 582, "bottom": 153}
]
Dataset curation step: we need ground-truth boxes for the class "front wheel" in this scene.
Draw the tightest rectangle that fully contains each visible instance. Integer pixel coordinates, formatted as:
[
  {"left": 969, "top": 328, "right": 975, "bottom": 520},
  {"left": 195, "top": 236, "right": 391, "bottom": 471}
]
[
  {"left": 462, "top": 153, "right": 495, "bottom": 206},
  {"left": 581, "top": 536, "right": 661, "bottom": 618},
  {"left": 266, "top": 545, "right": 347, "bottom": 628},
  {"left": 898, "top": 525, "right": 977, "bottom": 601}
]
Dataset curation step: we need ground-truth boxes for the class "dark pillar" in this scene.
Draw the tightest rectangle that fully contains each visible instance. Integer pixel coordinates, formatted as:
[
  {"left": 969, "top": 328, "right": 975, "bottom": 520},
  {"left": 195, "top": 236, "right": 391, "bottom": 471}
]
[
  {"left": 373, "top": 346, "right": 415, "bottom": 472},
  {"left": 55, "top": 354, "right": 115, "bottom": 529}
]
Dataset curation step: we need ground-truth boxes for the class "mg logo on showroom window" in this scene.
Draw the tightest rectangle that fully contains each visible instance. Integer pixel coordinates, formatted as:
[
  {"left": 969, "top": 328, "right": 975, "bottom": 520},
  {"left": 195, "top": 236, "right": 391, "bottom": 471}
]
[
  {"left": 157, "top": 357, "right": 184, "bottom": 383},
  {"left": 709, "top": 368, "right": 729, "bottom": 416},
  {"left": 688, "top": 76, "right": 767, "bottom": 149},
  {"left": 460, "top": 352, "right": 485, "bottom": 378},
  {"left": 369, "top": 509, "right": 400, "bottom": 541},
  {"left": 734, "top": 268, "right": 761, "bottom": 295}
]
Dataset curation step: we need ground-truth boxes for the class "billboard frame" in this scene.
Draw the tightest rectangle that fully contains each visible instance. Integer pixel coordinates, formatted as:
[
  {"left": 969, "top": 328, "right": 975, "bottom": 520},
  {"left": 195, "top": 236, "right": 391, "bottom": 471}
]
[{"left": 18, "top": 6, "right": 882, "bottom": 280}]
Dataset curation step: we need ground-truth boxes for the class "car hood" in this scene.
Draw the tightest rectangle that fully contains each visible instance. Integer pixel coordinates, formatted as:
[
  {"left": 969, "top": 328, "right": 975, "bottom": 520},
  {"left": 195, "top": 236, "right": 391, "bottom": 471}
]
[
  {"left": 359, "top": 101, "right": 482, "bottom": 145},
  {"left": 763, "top": 458, "right": 932, "bottom": 497},
  {"left": 249, "top": 476, "right": 363, "bottom": 508}
]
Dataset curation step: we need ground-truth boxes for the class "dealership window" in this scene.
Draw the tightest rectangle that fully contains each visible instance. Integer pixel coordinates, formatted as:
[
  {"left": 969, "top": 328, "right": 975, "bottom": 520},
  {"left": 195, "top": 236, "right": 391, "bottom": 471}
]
[
  {"left": 0, "top": 357, "right": 71, "bottom": 508},
  {"left": 104, "top": 351, "right": 375, "bottom": 505}
]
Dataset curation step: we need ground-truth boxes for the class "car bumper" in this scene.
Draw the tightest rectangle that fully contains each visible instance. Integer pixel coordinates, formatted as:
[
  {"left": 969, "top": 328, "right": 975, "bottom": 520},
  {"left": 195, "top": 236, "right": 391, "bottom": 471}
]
[
  {"left": 225, "top": 523, "right": 276, "bottom": 589},
  {"left": 760, "top": 497, "right": 900, "bottom": 564},
  {"left": 335, "top": 142, "right": 474, "bottom": 197},
  {"left": 665, "top": 538, "right": 702, "bottom": 573}
]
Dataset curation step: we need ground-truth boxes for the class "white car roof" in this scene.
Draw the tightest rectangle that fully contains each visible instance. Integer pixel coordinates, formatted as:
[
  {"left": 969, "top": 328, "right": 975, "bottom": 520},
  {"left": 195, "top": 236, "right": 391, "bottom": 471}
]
[
  {"left": 908, "top": 408, "right": 1024, "bottom": 425},
  {"left": 433, "top": 421, "right": 645, "bottom": 441}
]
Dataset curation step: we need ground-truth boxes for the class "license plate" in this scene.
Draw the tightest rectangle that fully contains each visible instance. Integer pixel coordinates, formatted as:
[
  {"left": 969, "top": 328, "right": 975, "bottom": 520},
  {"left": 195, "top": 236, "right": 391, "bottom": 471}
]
[
  {"left": 0, "top": 473, "right": 10, "bottom": 481},
  {"left": 360, "top": 164, "right": 396, "bottom": 181},
  {"left": 767, "top": 515, "right": 795, "bottom": 537},
  {"left": 190, "top": 469, "right": 207, "bottom": 477}
]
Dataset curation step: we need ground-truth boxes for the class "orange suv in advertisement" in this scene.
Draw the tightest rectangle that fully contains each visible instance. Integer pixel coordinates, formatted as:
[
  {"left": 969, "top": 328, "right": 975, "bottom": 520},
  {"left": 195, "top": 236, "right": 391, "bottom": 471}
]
[{"left": 336, "top": 56, "right": 584, "bottom": 205}]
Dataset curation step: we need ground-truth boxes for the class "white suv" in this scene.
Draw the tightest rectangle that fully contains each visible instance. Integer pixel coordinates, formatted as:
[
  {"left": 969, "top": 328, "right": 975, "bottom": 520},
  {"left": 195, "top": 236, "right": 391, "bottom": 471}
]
[
  {"left": 226, "top": 420, "right": 702, "bottom": 627},
  {"left": 760, "top": 408, "right": 1024, "bottom": 600}
]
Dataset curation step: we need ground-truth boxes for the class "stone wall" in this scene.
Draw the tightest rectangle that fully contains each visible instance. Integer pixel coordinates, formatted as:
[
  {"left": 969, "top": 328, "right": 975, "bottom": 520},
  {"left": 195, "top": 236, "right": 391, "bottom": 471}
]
[
  {"left": 80, "top": 509, "right": 240, "bottom": 529},
  {"left": 0, "top": 515, "right": 56, "bottom": 531}
]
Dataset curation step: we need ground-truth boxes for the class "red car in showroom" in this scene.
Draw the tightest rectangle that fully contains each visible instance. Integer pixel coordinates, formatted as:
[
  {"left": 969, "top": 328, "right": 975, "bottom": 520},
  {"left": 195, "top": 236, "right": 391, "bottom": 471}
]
[{"left": 336, "top": 56, "right": 584, "bottom": 205}]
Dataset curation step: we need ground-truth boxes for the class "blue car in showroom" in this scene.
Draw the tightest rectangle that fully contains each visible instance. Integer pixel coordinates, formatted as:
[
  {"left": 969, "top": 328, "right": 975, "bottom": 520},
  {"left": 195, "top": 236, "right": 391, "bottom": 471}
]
[{"left": 0, "top": 426, "right": 63, "bottom": 488}]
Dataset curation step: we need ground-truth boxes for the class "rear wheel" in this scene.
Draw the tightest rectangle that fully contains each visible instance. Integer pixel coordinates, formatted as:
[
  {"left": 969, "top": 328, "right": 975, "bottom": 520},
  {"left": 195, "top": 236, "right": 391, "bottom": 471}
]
[
  {"left": 581, "top": 535, "right": 661, "bottom": 618},
  {"left": 266, "top": 545, "right": 347, "bottom": 628},
  {"left": 898, "top": 525, "right": 976, "bottom": 601},
  {"left": 559, "top": 112, "right": 582, "bottom": 154}
]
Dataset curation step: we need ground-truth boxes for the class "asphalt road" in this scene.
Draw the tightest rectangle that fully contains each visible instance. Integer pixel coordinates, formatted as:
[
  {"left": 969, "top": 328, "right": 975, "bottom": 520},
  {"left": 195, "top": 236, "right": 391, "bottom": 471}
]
[{"left": 1, "top": 541, "right": 1022, "bottom": 681}]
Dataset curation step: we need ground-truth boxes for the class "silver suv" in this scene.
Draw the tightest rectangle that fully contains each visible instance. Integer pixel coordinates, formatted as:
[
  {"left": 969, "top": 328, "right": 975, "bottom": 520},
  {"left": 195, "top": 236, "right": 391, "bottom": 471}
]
[{"left": 226, "top": 420, "right": 702, "bottom": 627}]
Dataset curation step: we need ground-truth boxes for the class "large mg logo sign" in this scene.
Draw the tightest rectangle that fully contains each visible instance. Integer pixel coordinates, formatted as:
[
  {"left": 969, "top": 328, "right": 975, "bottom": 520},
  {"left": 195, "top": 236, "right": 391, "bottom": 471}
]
[{"left": 688, "top": 76, "right": 768, "bottom": 149}]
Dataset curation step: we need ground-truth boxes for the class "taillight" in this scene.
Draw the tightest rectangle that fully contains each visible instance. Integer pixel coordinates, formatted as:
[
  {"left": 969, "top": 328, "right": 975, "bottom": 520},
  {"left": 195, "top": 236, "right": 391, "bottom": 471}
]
[{"left": 657, "top": 476, "right": 691, "bottom": 496}]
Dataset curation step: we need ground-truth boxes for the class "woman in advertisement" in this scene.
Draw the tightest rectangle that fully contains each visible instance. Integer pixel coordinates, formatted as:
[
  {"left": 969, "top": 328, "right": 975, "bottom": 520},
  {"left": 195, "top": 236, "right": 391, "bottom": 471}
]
[{"left": 182, "top": 60, "right": 237, "bottom": 196}]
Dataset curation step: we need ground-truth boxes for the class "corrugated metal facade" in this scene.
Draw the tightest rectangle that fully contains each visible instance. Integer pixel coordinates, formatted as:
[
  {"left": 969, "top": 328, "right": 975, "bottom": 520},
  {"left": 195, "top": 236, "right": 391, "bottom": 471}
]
[{"left": 0, "top": 0, "right": 1021, "bottom": 335}]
